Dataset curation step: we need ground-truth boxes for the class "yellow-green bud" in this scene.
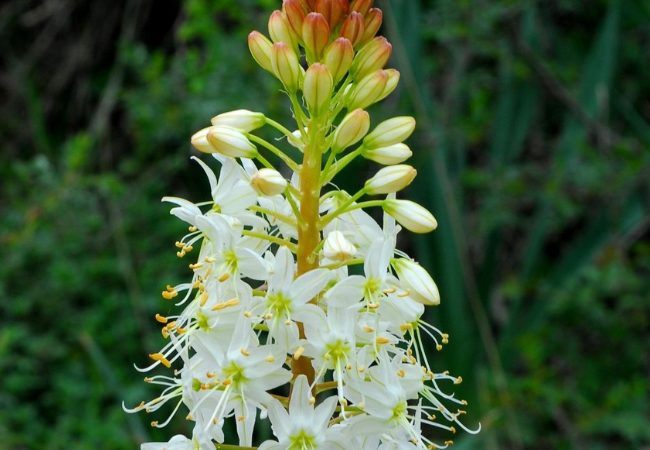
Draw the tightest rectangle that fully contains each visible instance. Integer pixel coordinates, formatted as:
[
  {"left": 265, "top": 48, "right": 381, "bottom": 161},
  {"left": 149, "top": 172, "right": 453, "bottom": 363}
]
[
  {"left": 376, "top": 68, "right": 400, "bottom": 103},
  {"left": 392, "top": 258, "right": 440, "bottom": 306},
  {"left": 190, "top": 126, "right": 214, "bottom": 153},
  {"left": 332, "top": 109, "right": 370, "bottom": 153},
  {"left": 364, "top": 116, "right": 415, "bottom": 149},
  {"left": 251, "top": 168, "right": 287, "bottom": 196},
  {"left": 364, "top": 165, "right": 416, "bottom": 195},
  {"left": 346, "top": 70, "right": 388, "bottom": 110},
  {"left": 205, "top": 126, "right": 258, "bottom": 158},
  {"left": 248, "top": 31, "right": 274, "bottom": 73},
  {"left": 350, "top": 37, "right": 392, "bottom": 81},
  {"left": 271, "top": 42, "right": 302, "bottom": 94},
  {"left": 268, "top": 10, "right": 298, "bottom": 52},
  {"left": 383, "top": 199, "right": 437, "bottom": 234},
  {"left": 361, "top": 143, "right": 412, "bottom": 165},
  {"left": 210, "top": 110, "right": 266, "bottom": 132},
  {"left": 303, "top": 63, "right": 334, "bottom": 116},
  {"left": 323, "top": 37, "right": 354, "bottom": 85}
]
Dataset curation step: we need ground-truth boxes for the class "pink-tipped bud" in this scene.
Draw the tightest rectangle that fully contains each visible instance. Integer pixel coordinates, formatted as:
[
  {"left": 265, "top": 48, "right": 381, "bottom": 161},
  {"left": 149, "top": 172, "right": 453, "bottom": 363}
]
[
  {"left": 204, "top": 126, "right": 258, "bottom": 158},
  {"left": 364, "top": 116, "right": 416, "bottom": 149},
  {"left": 364, "top": 164, "right": 417, "bottom": 195},
  {"left": 339, "top": 11, "right": 365, "bottom": 47},
  {"left": 361, "top": 143, "right": 412, "bottom": 165},
  {"left": 346, "top": 69, "right": 388, "bottom": 110},
  {"left": 251, "top": 168, "right": 288, "bottom": 196},
  {"left": 332, "top": 108, "right": 370, "bottom": 153},
  {"left": 303, "top": 63, "right": 334, "bottom": 116},
  {"left": 283, "top": 0, "right": 307, "bottom": 40},
  {"left": 350, "top": 0, "right": 373, "bottom": 15},
  {"left": 210, "top": 110, "right": 266, "bottom": 132},
  {"left": 323, "top": 37, "right": 354, "bottom": 84},
  {"left": 383, "top": 199, "right": 438, "bottom": 234},
  {"left": 271, "top": 42, "right": 302, "bottom": 94},
  {"left": 248, "top": 31, "right": 274, "bottom": 73},
  {"left": 269, "top": 10, "right": 299, "bottom": 51},
  {"left": 302, "top": 13, "right": 330, "bottom": 60},
  {"left": 316, "top": 0, "right": 348, "bottom": 29},
  {"left": 350, "top": 36, "right": 392, "bottom": 81},
  {"left": 359, "top": 8, "right": 383, "bottom": 46}
]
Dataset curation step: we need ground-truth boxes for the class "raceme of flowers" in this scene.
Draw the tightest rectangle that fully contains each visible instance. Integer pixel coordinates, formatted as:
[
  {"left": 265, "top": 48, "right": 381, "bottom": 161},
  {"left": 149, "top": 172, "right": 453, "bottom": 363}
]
[{"left": 125, "top": 1, "right": 479, "bottom": 449}]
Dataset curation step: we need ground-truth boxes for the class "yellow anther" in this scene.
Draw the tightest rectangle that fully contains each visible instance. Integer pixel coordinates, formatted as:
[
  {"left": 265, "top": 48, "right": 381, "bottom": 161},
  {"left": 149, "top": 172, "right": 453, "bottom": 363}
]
[
  {"left": 200, "top": 292, "right": 209, "bottom": 306},
  {"left": 442, "top": 338, "right": 449, "bottom": 344},
  {"left": 205, "top": 256, "right": 217, "bottom": 263},
  {"left": 443, "top": 370, "right": 450, "bottom": 375},
  {"left": 184, "top": 245, "right": 193, "bottom": 252},
  {"left": 454, "top": 376, "right": 463, "bottom": 385},
  {"left": 410, "top": 438, "right": 418, "bottom": 444},
  {"left": 240, "top": 348, "right": 250, "bottom": 356},
  {"left": 444, "top": 441, "right": 453, "bottom": 446},
  {"left": 137, "top": 401, "right": 145, "bottom": 408},
  {"left": 428, "top": 445, "right": 436, "bottom": 449},
  {"left": 176, "top": 327, "right": 188, "bottom": 333},
  {"left": 399, "top": 323, "right": 412, "bottom": 331},
  {"left": 397, "top": 369, "right": 405, "bottom": 378},
  {"left": 358, "top": 365, "right": 365, "bottom": 373},
  {"left": 165, "top": 285, "right": 175, "bottom": 292},
  {"left": 339, "top": 398, "right": 348, "bottom": 406},
  {"left": 213, "top": 418, "right": 219, "bottom": 424},
  {"left": 265, "top": 355, "right": 275, "bottom": 363},
  {"left": 238, "top": 416, "right": 245, "bottom": 422},
  {"left": 346, "top": 364, "right": 352, "bottom": 370},
  {"left": 457, "top": 410, "right": 466, "bottom": 415},
  {"left": 155, "top": 314, "right": 168, "bottom": 324},
  {"left": 211, "top": 298, "right": 239, "bottom": 311},
  {"left": 244, "top": 311, "right": 252, "bottom": 318},
  {"left": 175, "top": 241, "right": 185, "bottom": 248},
  {"left": 162, "top": 290, "right": 177, "bottom": 300},
  {"left": 218, "top": 272, "right": 231, "bottom": 282},
  {"left": 164, "top": 321, "right": 177, "bottom": 330},
  {"left": 398, "top": 289, "right": 411, "bottom": 298},
  {"left": 324, "top": 353, "right": 332, "bottom": 360},
  {"left": 436, "top": 344, "right": 443, "bottom": 351},
  {"left": 293, "top": 347, "right": 305, "bottom": 360},
  {"left": 308, "top": 396, "right": 316, "bottom": 405},
  {"left": 428, "top": 415, "right": 436, "bottom": 421},
  {"left": 150, "top": 421, "right": 158, "bottom": 427},
  {"left": 442, "top": 333, "right": 449, "bottom": 339},
  {"left": 376, "top": 336, "right": 390, "bottom": 345},
  {"left": 189, "top": 226, "right": 197, "bottom": 232},
  {"left": 161, "top": 328, "right": 169, "bottom": 339},
  {"left": 438, "top": 406, "right": 445, "bottom": 411},
  {"left": 189, "top": 263, "right": 204, "bottom": 270},
  {"left": 206, "top": 372, "right": 216, "bottom": 378},
  {"left": 461, "top": 399, "right": 468, "bottom": 405},
  {"left": 149, "top": 353, "right": 171, "bottom": 368},
  {"left": 264, "top": 313, "right": 274, "bottom": 320},
  {"left": 285, "top": 319, "right": 292, "bottom": 325},
  {"left": 192, "top": 280, "right": 201, "bottom": 289},
  {"left": 368, "top": 303, "right": 379, "bottom": 309},
  {"left": 222, "top": 379, "right": 232, "bottom": 386},
  {"left": 383, "top": 287, "right": 397, "bottom": 294},
  {"left": 177, "top": 251, "right": 186, "bottom": 258},
  {"left": 362, "top": 326, "right": 375, "bottom": 333},
  {"left": 186, "top": 414, "right": 194, "bottom": 420},
  {"left": 144, "top": 377, "right": 152, "bottom": 383}
]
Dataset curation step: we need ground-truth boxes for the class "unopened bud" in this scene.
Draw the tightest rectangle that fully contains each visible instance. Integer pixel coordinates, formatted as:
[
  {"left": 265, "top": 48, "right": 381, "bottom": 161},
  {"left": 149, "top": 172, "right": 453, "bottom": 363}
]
[
  {"left": 350, "top": 0, "right": 373, "bottom": 15},
  {"left": 350, "top": 37, "right": 392, "bottom": 81},
  {"left": 251, "top": 168, "right": 287, "bottom": 196},
  {"left": 323, "top": 230, "right": 357, "bottom": 262},
  {"left": 210, "top": 110, "right": 266, "bottom": 132},
  {"left": 339, "top": 11, "right": 365, "bottom": 47},
  {"left": 283, "top": 0, "right": 307, "bottom": 41},
  {"left": 361, "top": 143, "right": 412, "bottom": 165},
  {"left": 303, "top": 63, "right": 333, "bottom": 116},
  {"left": 393, "top": 258, "right": 440, "bottom": 305},
  {"left": 364, "top": 165, "right": 416, "bottom": 195},
  {"left": 332, "top": 109, "right": 370, "bottom": 153},
  {"left": 205, "top": 126, "right": 258, "bottom": 158},
  {"left": 271, "top": 42, "right": 302, "bottom": 94},
  {"left": 359, "top": 8, "right": 383, "bottom": 46},
  {"left": 300, "top": 0, "right": 317, "bottom": 11},
  {"left": 383, "top": 199, "right": 438, "bottom": 234},
  {"left": 269, "top": 10, "right": 299, "bottom": 51},
  {"left": 190, "top": 127, "right": 214, "bottom": 153},
  {"left": 323, "top": 38, "right": 354, "bottom": 84},
  {"left": 346, "top": 70, "right": 388, "bottom": 110},
  {"left": 302, "top": 13, "right": 330, "bottom": 61},
  {"left": 376, "top": 68, "right": 400, "bottom": 103},
  {"left": 364, "top": 116, "right": 416, "bottom": 149},
  {"left": 248, "top": 31, "right": 274, "bottom": 73},
  {"left": 316, "top": 0, "right": 348, "bottom": 29}
]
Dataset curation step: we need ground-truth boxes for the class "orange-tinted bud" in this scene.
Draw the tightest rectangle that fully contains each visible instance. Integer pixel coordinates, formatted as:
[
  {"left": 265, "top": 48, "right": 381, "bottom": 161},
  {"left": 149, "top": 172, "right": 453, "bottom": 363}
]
[
  {"left": 305, "top": 0, "right": 318, "bottom": 11},
  {"left": 295, "top": 0, "right": 311, "bottom": 12},
  {"left": 269, "top": 10, "right": 299, "bottom": 51},
  {"left": 302, "top": 13, "right": 330, "bottom": 61},
  {"left": 346, "top": 69, "right": 388, "bottom": 110},
  {"left": 323, "top": 37, "right": 354, "bottom": 84},
  {"left": 316, "top": 0, "right": 348, "bottom": 29},
  {"left": 359, "top": 8, "right": 382, "bottom": 46},
  {"left": 271, "top": 42, "right": 302, "bottom": 93},
  {"left": 283, "top": 0, "right": 306, "bottom": 40},
  {"left": 303, "top": 63, "right": 334, "bottom": 116},
  {"left": 350, "top": 36, "right": 392, "bottom": 80},
  {"left": 248, "top": 31, "right": 274, "bottom": 73},
  {"left": 350, "top": 0, "right": 373, "bottom": 15},
  {"left": 339, "top": 12, "right": 365, "bottom": 47}
]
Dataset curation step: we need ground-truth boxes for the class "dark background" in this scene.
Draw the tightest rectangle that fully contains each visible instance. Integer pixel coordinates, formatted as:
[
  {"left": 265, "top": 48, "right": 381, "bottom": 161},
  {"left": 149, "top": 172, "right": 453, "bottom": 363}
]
[{"left": 1, "top": 0, "right": 649, "bottom": 449}]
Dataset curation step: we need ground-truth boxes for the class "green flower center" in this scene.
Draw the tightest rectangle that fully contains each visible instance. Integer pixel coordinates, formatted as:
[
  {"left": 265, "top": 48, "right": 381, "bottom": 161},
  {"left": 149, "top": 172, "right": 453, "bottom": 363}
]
[
  {"left": 222, "top": 361, "right": 247, "bottom": 388},
  {"left": 289, "top": 429, "right": 317, "bottom": 450},
  {"left": 267, "top": 292, "right": 293, "bottom": 317}
]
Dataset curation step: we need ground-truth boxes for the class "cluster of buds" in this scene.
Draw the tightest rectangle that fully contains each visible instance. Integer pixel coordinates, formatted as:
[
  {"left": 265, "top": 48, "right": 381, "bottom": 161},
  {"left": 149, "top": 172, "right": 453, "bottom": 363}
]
[{"left": 126, "top": 1, "right": 479, "bottom": 449}]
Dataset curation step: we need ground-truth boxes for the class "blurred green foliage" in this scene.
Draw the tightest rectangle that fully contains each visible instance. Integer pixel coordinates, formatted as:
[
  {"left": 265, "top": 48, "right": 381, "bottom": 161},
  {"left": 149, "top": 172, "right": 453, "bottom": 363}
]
[{"left": 0, "top": 0, "right": 649, "bottom": 449}]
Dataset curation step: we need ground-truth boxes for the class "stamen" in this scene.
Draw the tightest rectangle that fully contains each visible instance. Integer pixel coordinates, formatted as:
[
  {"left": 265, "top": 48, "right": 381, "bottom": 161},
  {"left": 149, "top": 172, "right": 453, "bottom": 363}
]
[
  {"left": 265, "top": 355, "right": 275, "bottom": 363},
  {"left": 293, "top": 347, "right": 305, "bottom": 360},
  {"left": 240, "top": 348, "right": 250, "bottom": 356},
  {"left": 398, "top": 289, "right": 411, "bottom": 298},
  {"left": 162, "top": 290, "right": 178, "bottom": 300},
  {"left": 149, "top": 353, "right": 171, "bottom": 368},
  {"left": 155, "top": 314, "right": 168, "bottom": 324}
]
